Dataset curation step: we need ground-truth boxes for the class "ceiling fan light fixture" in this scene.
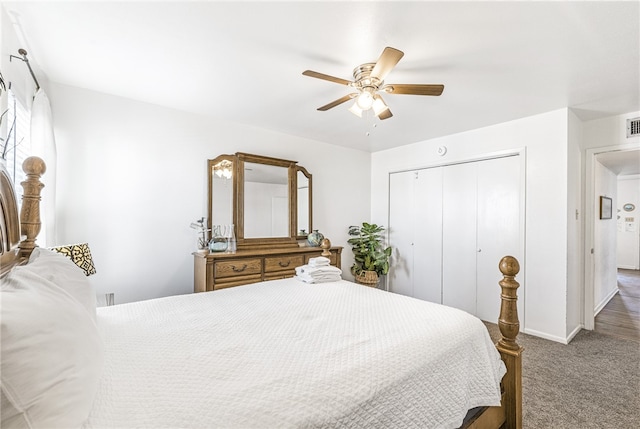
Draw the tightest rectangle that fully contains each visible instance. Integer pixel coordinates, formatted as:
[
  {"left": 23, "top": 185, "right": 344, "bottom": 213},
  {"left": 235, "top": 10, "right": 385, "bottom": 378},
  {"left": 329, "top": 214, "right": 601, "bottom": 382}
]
[
  {"left": 355, "top": 88, "right": 375, "bottom": 110},
  {"left": 372, "top": 96, "right": 389, "bottom": 116},
  {"left": 213, "top": 159, "right": 233, "bottom": 179},
  {"left": 348, "top": 102, "right": 363, "bottom": 117}
]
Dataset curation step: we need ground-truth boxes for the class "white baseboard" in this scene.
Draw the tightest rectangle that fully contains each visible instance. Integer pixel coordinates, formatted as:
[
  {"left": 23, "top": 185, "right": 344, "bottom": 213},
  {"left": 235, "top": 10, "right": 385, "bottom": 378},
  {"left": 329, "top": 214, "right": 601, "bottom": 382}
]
[
  {"left": 521, "top": 328, "right": 571, "bottom": 345},
  {"left": 617, "top": 264, "right": 639, "bottom": 270},
  {"left": 565, "top": 325, "right": 582, "bottom": 343},
  {"left": 521, "top": 325, "right": 583, "bottom": 344},
  {"left": 594, "top": 287, "right": 619, "bottom": 316}
]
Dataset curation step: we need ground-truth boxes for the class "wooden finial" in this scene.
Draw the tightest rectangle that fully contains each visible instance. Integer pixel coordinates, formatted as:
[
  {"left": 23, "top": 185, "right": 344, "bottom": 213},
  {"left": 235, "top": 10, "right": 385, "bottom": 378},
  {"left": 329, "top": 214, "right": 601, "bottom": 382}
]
[
  {"left": 496, "top": 255, "right": 523, "bottom": 429},
  {"left": 498, "top": 255, "right": 521, "bottom": 351},
  {"left": 18, "top": 156, "right": 46, "bottom": 257},
  {"left": 320, "top": 238, "right": 331, "bottom": 257}
]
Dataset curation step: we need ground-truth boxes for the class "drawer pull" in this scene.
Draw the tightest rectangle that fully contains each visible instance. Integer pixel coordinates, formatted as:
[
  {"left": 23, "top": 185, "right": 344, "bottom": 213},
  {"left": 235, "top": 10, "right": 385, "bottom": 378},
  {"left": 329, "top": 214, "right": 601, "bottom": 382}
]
[
  {"left": 232, "top": 264, "right": 248, "bottom": 273},
  {"left": 278, "top": 260, "right": 291, "bottom": 268}
]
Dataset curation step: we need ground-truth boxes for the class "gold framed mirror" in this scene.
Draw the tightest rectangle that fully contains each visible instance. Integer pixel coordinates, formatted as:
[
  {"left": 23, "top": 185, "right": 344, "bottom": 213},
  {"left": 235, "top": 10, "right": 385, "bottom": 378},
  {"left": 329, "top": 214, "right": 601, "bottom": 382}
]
[{"left": 207, "top": 153, "right": 312, "bottom": 250}]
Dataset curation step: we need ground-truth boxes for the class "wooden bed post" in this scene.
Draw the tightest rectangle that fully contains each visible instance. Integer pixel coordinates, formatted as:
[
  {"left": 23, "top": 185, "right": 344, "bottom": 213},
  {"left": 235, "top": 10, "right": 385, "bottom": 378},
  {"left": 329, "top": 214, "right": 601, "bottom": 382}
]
[
  {"left": 18, "top": 156, "right": 45, "bottom": 257},
  {"left": 496, "top": 256, "right": 523, "bottom": 429}
]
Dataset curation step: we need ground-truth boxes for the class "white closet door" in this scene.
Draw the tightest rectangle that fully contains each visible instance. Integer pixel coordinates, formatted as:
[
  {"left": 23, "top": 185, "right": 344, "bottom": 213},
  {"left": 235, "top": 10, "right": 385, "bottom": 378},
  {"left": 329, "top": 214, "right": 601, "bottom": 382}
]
[
  {"left": 442, "top": 162, "right": 478, "bottom": 314},
  {"left": 271, "top": 196, "right": 288, "bottom": 236},
  {"left": 389, "top": 155, "right": 522, "bottom": 318},
  {"left": 413, "top": 167, "right": 443, "bottom": 303},
  {"left": 388, "top": 171, "right": 415, "bottom": 297},
  {"left": 476, "top": 155, "right": 521, "bottom": 322}
]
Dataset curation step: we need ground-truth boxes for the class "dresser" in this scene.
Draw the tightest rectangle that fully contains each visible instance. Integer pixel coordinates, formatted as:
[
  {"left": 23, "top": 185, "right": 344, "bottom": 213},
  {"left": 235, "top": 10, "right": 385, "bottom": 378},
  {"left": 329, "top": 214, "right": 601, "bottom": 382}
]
[
  {"left": 193, "top": 246, "right": 342, "bottom": 292},
  {"left": 198, "top": 152, "right": 343, "bottom": 292}
]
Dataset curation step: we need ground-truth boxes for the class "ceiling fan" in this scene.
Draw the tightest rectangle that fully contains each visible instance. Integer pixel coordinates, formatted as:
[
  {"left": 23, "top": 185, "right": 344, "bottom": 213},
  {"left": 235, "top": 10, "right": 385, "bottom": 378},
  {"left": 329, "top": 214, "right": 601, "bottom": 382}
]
[{"left": 302, "top": 47, "right": 444, "bottom": 120}]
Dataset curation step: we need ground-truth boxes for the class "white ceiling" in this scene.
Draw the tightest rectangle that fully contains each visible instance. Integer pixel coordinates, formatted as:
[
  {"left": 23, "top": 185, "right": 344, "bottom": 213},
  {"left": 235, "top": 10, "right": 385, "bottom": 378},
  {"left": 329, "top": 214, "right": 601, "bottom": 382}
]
[
  {"left": 3, "top": 1, "right": 639, "bottom": 153},
  {"left": 597, "top": 149, "right": 640, "bottom": 176}
]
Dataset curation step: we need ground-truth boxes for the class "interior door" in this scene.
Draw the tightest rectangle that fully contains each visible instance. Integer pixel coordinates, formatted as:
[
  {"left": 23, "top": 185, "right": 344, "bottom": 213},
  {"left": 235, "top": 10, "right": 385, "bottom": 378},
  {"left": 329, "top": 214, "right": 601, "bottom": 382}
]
[
  {"left": 271, "top": 196, "right": 288, "bottom": 237},
  {"left": 476, "top": 155, "right": 521, "bottom": 321},
  {"left": 388, "top": 171, "right": 415, "bottom": 297},
  {"left": 442, "top": 162, "right": 478, "bottom": 314},
  {"left": 413, "top": 167, "right": 443, "bottom": 303}
]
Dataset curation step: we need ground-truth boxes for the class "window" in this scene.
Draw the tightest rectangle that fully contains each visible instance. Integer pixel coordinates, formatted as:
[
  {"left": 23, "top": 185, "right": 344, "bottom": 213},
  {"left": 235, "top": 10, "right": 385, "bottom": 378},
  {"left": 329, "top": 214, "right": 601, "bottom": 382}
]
[{"left": 3, "top": 89, "right": 32, "bottom": 205}]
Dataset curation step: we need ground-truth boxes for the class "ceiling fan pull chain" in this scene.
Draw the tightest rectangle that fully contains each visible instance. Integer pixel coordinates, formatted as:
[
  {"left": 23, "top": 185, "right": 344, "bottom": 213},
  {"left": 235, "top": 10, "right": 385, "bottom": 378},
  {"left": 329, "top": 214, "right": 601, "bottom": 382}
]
[{"left": 365, "top": 110, "right": 378, "bottom": 137}]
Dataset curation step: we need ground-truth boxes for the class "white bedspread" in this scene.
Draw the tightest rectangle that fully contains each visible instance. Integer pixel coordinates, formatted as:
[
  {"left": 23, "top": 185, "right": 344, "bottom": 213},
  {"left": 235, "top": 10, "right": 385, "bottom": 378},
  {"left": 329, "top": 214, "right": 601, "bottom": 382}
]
[{"left": 85, "top": 279, "right": 505, "bottom": 429}]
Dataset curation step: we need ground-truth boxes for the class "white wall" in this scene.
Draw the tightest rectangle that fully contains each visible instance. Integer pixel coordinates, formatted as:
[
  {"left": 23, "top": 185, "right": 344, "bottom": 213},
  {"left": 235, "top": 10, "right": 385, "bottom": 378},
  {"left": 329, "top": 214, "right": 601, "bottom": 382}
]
[
  {"left": 582, "top": 112, "right": 640, "bottom": 151},
  {"left": 47, "top": 83, "right": 370, "bottom": 304},
  {"left": 617, "top": 175, "right": 640, "bottom": 269},
  {"left": 566, "top": 110, "right": 583, "bottom": 339},
  {"left": 593, "top": 161, "right": 618, "bottom": 314},
  {"left": 372, "top": 108, "right": 570, "bottom": 342}
]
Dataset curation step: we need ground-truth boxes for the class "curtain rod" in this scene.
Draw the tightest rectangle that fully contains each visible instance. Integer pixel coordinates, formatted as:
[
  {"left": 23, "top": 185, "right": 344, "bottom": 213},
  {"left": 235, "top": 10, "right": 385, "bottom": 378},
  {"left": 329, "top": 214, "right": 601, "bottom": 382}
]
[{"left": 10, "top": 48, "right": 40, "bottom": 91}]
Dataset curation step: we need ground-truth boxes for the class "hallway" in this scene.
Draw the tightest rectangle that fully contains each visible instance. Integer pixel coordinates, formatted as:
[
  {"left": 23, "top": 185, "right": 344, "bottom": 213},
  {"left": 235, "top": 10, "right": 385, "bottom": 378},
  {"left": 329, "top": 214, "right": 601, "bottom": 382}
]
[{"left": 595, "top": 269, "right": 640, "bottom": 342}]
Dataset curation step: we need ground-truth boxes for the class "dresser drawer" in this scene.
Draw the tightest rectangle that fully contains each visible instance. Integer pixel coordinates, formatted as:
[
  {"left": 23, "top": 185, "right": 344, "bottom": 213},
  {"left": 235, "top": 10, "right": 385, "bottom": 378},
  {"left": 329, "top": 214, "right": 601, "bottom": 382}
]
[
  {"left": 264, "top": 255, "right": 305, "bottom": 273},
  {"left": 214, "top": 275, "right": 263, "bottom": 290},
  {"left": 194, "top": 247, "right": 342, "bottom": 293},
  {"left": 215, "top": 258, "right": 262, "bottom": 278}
]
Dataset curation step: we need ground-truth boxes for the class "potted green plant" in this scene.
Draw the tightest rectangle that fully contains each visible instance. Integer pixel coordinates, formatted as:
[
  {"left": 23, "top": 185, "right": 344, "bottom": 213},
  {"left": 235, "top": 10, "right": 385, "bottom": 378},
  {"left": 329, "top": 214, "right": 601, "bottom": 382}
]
[{"left": 347, "top": 222, "right": 392, "bottom": 286}]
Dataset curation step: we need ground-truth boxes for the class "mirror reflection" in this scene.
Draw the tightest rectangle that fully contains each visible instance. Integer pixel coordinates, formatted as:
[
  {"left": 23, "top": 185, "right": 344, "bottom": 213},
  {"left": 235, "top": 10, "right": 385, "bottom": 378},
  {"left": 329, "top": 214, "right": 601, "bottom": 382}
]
[
  {"left": 208, "top": 153, "right": 312, "bottom": 249},
  {"left": 211, "top": 160, "right": 233, "bottom": 226},
  {"left": 243, "top": 162, "right": 289, "bottom": 238}
]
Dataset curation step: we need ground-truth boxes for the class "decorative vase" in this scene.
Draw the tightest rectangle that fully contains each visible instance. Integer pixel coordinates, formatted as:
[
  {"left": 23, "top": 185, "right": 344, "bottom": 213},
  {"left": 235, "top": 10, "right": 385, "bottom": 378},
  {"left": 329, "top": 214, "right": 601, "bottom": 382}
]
[
  {"left": 196, "top": 237, "right": 209, "bottom": 253},
  {"left": 355, "top": 270, "right": 379, "bottom": 287},
  {"left": 307, "top": 229, "right": 324, "bottom": 247},
  {"left": 209, "top": 225, "right": 228, "bottom": 252},
  {"left": 225, "top": 224, "right": 236, "bottom": 254}
]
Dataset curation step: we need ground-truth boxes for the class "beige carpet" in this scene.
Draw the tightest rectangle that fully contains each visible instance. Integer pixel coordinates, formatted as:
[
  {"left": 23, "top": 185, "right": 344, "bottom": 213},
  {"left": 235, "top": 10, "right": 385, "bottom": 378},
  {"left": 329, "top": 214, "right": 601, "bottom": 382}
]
[{"left": 484, "top": 323, "right": 640, "bottom": 429}]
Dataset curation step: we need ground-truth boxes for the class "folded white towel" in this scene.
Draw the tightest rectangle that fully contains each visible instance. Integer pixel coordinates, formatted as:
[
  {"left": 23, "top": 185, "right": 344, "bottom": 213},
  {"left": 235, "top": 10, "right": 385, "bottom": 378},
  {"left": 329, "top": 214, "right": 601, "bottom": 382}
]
[
  {"left": 308, "top": 256, "right": 330, "bottom": 267},
  {"left": 295, "top": 273, "right": 342, "bottom": 284},
  {"left": 301, "top": 272, "right": 341, "bottom": 280},
  {"left": 295, "top": 275, "right": 315, "bottom": 284},
  {"left": 295, "top": 265, "right": 342, "bottom": 276}
]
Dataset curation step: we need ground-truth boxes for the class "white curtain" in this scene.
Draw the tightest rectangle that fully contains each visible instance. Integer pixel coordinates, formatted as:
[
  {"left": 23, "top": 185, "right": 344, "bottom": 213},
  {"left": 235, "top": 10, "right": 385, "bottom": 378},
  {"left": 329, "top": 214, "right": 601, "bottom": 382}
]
[{"left": 30, "top": 88, "right": 57, "bottom": 246}]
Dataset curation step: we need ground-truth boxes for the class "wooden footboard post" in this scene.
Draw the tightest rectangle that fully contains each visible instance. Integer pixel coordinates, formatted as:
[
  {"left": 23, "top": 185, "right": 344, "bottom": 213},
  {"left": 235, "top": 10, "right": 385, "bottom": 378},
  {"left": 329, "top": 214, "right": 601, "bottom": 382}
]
[
  {"left": 18, "top": 156, "right": 45, "bottom": 257},
  {"left": 496, "top": 256, "right": 523, "bottom": 429}
]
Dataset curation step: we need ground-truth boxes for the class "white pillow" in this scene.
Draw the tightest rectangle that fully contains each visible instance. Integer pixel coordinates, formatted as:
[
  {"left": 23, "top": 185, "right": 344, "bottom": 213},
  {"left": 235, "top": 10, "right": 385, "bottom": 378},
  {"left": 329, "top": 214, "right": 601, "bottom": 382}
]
[
  {"left": 23, "top": 247, "right": 97, "bottom": 321},
  {"left": 0, "top": 268, "right": 103, "bottom": 429}
]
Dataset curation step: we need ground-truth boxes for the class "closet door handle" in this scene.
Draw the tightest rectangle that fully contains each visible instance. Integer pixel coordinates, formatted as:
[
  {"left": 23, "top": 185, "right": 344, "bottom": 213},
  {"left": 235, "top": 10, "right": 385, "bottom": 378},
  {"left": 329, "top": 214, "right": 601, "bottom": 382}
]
[{"left": 477, "top": 248, "right": 482, "bottom": 253}]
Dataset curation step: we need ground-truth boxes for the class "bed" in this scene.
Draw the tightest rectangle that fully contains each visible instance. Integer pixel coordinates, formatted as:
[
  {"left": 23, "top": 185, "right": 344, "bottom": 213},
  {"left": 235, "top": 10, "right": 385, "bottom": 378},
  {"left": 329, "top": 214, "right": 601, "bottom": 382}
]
[{"left": 0, "top": 156, "right": 523, "bottom": 429}]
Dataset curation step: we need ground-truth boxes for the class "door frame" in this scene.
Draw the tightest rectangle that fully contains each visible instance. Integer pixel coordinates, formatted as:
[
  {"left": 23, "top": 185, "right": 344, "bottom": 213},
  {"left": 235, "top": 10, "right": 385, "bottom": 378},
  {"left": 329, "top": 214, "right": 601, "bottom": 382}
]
[{"left": 584, "top": 141, "right": 640, "bottom": 330}]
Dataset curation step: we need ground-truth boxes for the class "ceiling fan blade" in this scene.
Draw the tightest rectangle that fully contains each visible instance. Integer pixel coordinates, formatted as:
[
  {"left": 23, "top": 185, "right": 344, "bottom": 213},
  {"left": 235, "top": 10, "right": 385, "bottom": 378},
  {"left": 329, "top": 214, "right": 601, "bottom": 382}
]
[
  {"left": 302, "top": 70, "right": 352, "bottom": 86},
  {"left": 384, "top": 84, "right": 444, "bottom": 96},
  {"left": 378, "top": 108, "right": 393, "bottom": 120},
  {"left": 370, "top": 47, "right": 404, "bottom": 81},
  {"left": 317, "top": 94, "right": 357, "bottom": 111}
]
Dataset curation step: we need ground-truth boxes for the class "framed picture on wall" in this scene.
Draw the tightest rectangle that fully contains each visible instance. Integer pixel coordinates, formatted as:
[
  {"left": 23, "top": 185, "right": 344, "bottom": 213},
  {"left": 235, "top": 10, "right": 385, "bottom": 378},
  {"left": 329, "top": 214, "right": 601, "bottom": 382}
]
[{"left": 600, "top": 196, "right": 612, "bottom": 220}]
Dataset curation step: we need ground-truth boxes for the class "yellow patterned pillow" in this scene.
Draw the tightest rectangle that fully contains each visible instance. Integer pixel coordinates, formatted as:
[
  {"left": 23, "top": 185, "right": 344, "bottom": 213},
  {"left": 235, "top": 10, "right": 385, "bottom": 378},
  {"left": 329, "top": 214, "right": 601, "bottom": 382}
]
[{"left": 48, "top": 243, "right": 96, "bottom": 276}]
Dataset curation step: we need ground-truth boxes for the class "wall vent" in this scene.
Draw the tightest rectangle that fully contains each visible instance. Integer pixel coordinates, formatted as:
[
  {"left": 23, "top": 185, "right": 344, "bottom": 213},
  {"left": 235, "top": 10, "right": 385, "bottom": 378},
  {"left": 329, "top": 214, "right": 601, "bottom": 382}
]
[{"left": 628, "top": 117, "right": 640, "bottom": 138}]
